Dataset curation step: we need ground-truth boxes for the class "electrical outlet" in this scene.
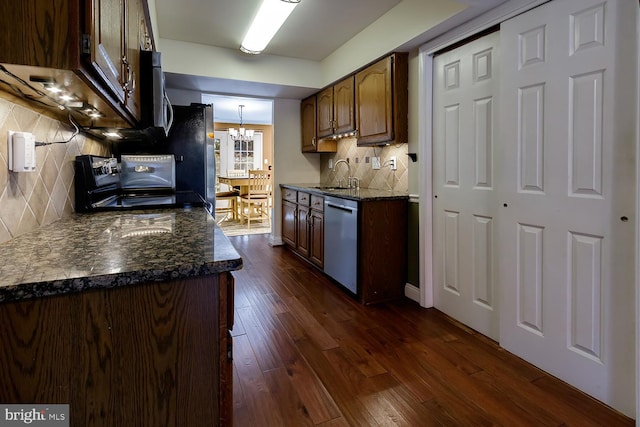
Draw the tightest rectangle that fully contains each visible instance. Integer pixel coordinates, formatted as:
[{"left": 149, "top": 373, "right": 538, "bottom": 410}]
[
  {"left": 390, "top": 156, "right": 397, "bottom": 170},
  {"left": 372, "top": 157, "right": 381, "bottom": 170}
]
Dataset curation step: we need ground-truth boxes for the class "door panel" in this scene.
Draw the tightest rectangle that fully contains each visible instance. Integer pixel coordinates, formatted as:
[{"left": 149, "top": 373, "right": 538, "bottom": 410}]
[
  {"left": 498, "top": 0, "right": 636, "bottom": 416},
  {"left": 433, "top": 31, "right": 500, "bottom": 340}
]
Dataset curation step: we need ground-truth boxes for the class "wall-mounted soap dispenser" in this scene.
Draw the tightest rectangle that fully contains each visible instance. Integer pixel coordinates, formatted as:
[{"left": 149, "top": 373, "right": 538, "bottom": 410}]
[{"left": 8, "top": 131, "right": 36, "bottom": 172}]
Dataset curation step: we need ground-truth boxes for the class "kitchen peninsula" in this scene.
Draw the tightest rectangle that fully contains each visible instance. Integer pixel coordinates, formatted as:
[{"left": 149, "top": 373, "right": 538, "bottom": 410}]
[{"left": 0, "top": 207, "right": 241, "bottom": 426}]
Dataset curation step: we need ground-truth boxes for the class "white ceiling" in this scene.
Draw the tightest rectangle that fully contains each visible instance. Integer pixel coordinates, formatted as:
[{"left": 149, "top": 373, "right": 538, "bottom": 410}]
[
  {"left": 154, "top": 0, "right": 404, "bottom": 61},
  {"left": 154, "top": 0, "right": 507, "bottom": 123}
]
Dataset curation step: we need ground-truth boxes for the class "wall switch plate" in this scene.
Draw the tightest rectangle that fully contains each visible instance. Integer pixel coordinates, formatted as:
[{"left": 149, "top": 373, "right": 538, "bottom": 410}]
[
  {"left": 328, "top": 159, "right": 333, "bottom": 169},
  {"left": 390, "top": 156, "right": 397, "bottom": 170},
  {"left": 372, "top": 157, "right": 381, "bottom": 169}
]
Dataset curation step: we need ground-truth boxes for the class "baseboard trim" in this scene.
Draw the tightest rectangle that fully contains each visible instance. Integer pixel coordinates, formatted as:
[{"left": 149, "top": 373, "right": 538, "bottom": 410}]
[
  {"left": 405, "top": 283, "right": 420, "bottom": 303},
  {"left": 269, "top": 236, "right": 284, "bottom": 246}
]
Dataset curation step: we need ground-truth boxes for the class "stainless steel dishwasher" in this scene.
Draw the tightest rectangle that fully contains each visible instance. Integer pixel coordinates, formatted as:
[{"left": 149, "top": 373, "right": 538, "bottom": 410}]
[{"left": 323, "top": 196, "right": 358, "bottom": 294}]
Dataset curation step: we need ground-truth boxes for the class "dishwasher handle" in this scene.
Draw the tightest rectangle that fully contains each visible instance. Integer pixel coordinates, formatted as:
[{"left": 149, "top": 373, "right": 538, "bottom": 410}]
[{"left": 326, "top": 202, "right": 357, "bottom": 214}]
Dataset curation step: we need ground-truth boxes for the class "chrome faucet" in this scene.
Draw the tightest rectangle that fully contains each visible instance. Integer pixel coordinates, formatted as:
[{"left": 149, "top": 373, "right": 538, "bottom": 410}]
[{"left": 333, "top": 159, "right": 352, "bottom": 188}]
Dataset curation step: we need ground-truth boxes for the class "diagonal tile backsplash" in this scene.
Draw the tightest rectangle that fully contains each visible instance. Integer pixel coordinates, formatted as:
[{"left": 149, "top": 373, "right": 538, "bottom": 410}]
[
  {"left": 320, "top": 138, "right": 408, "bottom": 192},
  {"left": 0, "top": 95, "right": 109, "bottom": 244}
]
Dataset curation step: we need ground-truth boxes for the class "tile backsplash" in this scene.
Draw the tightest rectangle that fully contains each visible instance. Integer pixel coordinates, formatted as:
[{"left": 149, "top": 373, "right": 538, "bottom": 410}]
[
  {"left": 320, "top": 138, "right": 408, "bottom": 192},
  {"left": 0, "top": 95, "right": 109, "bottom": 244}
]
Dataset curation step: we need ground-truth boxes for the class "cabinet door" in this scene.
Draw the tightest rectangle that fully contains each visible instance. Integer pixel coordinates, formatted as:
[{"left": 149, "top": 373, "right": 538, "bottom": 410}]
[
  {"left": 334, "top": 76, "right": 355, "bottom": 134},
  {"left": 91, "top": 0, "right": 126, "bottom": 104},
  {"left": 301, "top": 96, "right": 317, "bottom": 152},
  {"left": 282, "top": 200, "right": 297, "bottom": 247},
  {"left": 309, "top": 210, "right": 324, "bottom": 268},
  {"left": 123, "top": 0, "right": 144, "bottom": 121},
  {"left": 355, "top": 56, "right": 394, "bottom": 145},
  {"left": 316, "top": 86, "right": 334, "bottom": 138},
  {"left": 296, "top": 204, "right": 310, "bottom": 257}
]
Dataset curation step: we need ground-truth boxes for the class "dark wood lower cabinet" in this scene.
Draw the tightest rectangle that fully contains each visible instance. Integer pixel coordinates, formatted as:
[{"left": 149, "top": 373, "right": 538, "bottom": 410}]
[
  {"left": 281, "top": 190, "right": 324, "bottom": 268},
  {"left": 0, "top": 272, "right": 235, "bottom": 426},
  {"left": 281, "top": 186, "right": 407, "bottom": 305},
  {"left": 309, "top": 208, "right": 324, "bottom": 269},
  {"left": 296, "top": 203, "right": 310, "bottom": 257},
  {"left": 282, "top": 199, "right": 297, "bottom": 247},
  {"left": 359, "top": 199, "right": 407, "bottom": 304}
]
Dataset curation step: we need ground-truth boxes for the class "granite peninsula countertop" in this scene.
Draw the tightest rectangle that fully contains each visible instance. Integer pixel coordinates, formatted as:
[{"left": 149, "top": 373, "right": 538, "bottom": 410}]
[
  {"left": 0, "top": 207, "right": 242, "bottom": 303},
  {"left": 280, "top": 183, "right": 409, "bottom": 202}
]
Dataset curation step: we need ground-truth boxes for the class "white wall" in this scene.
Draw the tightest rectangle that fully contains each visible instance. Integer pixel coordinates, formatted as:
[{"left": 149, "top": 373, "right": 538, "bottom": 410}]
[
  {"left": 166, "top": 88, "right": 201, "bottom": 106},
  {"left": 157, "top": 0, "right": 469, "bottom": 90},
  {"left": 321, "top": 0, "right": 466, "bottom": 84},
  {"left": 271, "top": 98, "right": 320, "bottom": 245},
  {"left": 160, "top": 39, "right": 324, "bottom": 90}
]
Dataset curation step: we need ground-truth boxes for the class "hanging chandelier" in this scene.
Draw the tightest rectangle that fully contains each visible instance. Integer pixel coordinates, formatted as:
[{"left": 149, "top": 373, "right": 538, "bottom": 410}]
[{"left": 228, "top": 105, "right": 255, "bottom": 142}]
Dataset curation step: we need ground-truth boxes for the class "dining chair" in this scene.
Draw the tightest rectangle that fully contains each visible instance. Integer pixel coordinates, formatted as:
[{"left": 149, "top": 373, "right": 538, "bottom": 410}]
[
  {"left": 215, "top": 189, "right": 239, "bottom": 224},
  {"left": 238, "top": 169, "right": 271, "bottom": 229}
]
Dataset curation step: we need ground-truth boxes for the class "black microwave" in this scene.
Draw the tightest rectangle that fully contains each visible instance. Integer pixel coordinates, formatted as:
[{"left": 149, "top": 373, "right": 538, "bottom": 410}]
[{"left": 140, "top": 50, "right": 174, "bottom": 137}]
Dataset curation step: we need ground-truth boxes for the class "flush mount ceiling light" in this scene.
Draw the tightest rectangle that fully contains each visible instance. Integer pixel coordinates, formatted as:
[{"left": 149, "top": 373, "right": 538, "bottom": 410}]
[{"left": 240, "top": 0, "right": 301, "bottom": 55}]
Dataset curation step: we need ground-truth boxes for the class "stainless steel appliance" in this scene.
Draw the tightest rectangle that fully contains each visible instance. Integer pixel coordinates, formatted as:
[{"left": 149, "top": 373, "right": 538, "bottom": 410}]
[
  {"left": 139, "top": 50, "right": 173, "bottom": 137},
  {"left": 74, "top": 154, "right": 205, "bottom": 211},
  {"left": 105, "top": 103, "right": 216, "bottom": 214},
  {"left": 323, "top": 196, "right": 359, "bottom": 294}
]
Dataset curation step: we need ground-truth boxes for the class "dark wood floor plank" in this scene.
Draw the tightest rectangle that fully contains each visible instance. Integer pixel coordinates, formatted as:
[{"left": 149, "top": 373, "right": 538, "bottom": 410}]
[
  {"left": 296, "top": 339, "right": 381, "bottom": 426},
  {"left": 263, "top": 367, "right": 316, "bottom": 427},
  {"left": 284, "top": 295, "right": 340, "bottom": 351},
  {"left": 531, "top": 376, "right": 633, "bottom": 427},
  {"left": 236, "top": 306, "right": 283, "bottom": 372},
  {"left": 263, "top": 313, "right": 342, "bottom": 425},
  {"left": 228, "top": 235, "right": 634, "bottom": 427},
  {"left": 232, "top": 334, "right": 286, "bottom": 426}
]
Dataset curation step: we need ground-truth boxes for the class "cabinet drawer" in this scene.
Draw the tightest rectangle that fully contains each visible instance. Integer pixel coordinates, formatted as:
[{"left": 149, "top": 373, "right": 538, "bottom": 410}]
[
  {"left": 283, "top": 188, "right": 297, "bottom": 202},
  {"left": 310, "top": 195, "right": 324, "bottom": 211},
  {"left": 297, "top": 192, "right": 311, "bottom": 206}
]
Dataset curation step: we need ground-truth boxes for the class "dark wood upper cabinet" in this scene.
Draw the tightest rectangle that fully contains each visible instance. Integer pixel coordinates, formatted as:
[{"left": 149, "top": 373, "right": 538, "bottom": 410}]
[
  {"left": 355, "top": 53, "right": 408, "bottom": 146},
  {"left": 333, "top": 76, "right": 355, "bottom": 135},
  {"left": 316, "top": 76, "right": 355, "bottom": 139},
  {"left": 316, "top": 86, "right": 334, "bottom": 138},
  {"left": 0, "top": 0, "right": 151, "bottom": 128},
  {"left": 300, "top": 52, "right": 407, "bottom": 152},
  {"left": 301, "top": 94, "right": 337, "bottom": 153}
]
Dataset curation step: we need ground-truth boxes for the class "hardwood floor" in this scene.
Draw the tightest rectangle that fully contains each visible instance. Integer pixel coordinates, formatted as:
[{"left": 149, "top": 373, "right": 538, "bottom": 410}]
[{"left": 228, "top": 234, "right": 633, "bottom": 426}]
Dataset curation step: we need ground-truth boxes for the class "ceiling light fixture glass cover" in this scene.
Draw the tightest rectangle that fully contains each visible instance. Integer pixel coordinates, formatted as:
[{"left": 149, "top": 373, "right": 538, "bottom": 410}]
[{"left": 240, "top": 0, "right": 300, "bottom": 54}]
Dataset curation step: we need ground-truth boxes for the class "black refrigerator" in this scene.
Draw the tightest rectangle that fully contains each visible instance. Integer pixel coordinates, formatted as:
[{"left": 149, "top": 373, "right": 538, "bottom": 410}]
[{"left": 164, "top": 103, "right": 216, "bottom": 212}]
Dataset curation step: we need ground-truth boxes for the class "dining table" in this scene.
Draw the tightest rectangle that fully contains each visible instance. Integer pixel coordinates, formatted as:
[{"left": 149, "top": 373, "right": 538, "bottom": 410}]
[{"left": 218, "top": 175, "right": 250, "bottom": 194}]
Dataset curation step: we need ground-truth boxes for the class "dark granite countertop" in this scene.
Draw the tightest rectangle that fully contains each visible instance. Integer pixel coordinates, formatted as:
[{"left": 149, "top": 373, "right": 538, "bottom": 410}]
[
  {"left": 280, "top": 183, "right": 409, "bottom": 202},
  {"left": 0, "top": 207, "right": 242, "bottom": 303}
]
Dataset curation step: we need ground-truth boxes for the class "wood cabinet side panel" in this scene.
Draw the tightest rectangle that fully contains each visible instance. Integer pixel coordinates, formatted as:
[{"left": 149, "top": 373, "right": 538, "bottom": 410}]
[
  {"left": 359, "top": 200, "right": 408, "bottom": 304},
  {"left": 0, "top": 276, "right": 224, "bottom": 426},
  {"left": 0, "top": 296, "right": 73, "bottom": 404},
  {"left": 301, "top": 96, "right": 317, "bottom": 152},
  {"left": 391, "top": 53, "right": 409, "bottom": 145}
]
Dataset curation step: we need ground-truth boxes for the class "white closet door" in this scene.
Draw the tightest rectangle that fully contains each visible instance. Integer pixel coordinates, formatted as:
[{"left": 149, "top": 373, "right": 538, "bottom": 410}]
[
  {"left": 433, "top": 32, "right": 501, "bottom": 340},
  {"left": 498, "top": 0, "right": 636, "bottom": 416}
]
